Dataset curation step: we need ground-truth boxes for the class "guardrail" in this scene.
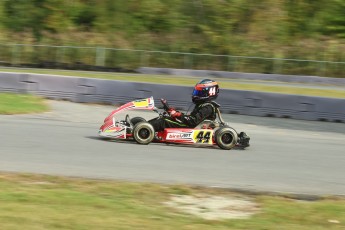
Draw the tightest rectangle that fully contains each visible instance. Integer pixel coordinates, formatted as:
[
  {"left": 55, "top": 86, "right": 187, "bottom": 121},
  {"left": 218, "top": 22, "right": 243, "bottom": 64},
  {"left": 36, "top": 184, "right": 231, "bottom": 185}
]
[
  {"left": 0, "top": 44, "right": 344, "bottom": 78},
  {"left": 1, "top": 72, "right": 344, "bottom": 123},
  {"left": 137, "top": 67, "right": 345, "bottom": 85}
]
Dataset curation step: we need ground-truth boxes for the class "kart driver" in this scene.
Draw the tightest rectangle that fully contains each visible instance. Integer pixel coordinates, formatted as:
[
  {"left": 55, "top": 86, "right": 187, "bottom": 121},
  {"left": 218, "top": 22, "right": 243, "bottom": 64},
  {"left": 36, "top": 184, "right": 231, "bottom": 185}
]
[{"left": 149, "top": 79, "right": 220, "bottom": 131}]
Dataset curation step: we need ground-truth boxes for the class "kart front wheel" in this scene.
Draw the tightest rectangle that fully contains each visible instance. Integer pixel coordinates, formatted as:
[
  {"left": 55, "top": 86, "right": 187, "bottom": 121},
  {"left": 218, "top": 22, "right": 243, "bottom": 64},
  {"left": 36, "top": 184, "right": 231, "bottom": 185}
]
[
  {"left": 215, "top": 127, "right": 238, "bottom": 150},
  {"left": 133, "top": 122, "right": 155, "bottom": 145},
  {"left": 130, "top": 117, "right": 146, "bottom": 126}
]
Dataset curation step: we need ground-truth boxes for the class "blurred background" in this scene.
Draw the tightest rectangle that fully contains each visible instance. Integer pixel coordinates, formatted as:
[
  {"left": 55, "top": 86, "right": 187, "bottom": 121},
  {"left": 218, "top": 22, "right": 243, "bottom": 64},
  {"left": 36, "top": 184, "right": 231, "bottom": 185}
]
[{"left": 0, "top": 0, "right": 344, "bottom": 77}]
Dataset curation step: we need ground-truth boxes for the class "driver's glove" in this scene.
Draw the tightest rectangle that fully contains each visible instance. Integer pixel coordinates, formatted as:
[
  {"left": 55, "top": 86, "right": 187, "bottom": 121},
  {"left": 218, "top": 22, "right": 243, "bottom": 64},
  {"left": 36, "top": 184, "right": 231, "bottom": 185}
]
[{"left": 168, "top": 108, "right": 182, "bottom": 119}]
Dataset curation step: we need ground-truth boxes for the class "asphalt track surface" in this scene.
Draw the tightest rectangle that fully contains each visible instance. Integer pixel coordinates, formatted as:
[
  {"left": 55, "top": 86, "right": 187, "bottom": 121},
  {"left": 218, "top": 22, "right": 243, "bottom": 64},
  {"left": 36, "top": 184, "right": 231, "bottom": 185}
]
[{"left": 1, "top": 100, "right": 344, "bottom": 196}]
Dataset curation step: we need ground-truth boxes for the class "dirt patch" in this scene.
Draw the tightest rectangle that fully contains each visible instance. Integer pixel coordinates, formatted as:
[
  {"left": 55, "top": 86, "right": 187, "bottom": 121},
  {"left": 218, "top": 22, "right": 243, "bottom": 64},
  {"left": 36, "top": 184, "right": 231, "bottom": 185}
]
[{"left": 164, "top": 194, "right": 260, "bottom": 220}]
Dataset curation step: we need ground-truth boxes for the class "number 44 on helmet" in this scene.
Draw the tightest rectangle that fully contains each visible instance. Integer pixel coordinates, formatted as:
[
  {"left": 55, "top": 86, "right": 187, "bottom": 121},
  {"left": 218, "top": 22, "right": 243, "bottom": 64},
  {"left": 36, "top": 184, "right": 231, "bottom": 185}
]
[{"left": 98, "top": 97, "right": 250, "bottom": 150}]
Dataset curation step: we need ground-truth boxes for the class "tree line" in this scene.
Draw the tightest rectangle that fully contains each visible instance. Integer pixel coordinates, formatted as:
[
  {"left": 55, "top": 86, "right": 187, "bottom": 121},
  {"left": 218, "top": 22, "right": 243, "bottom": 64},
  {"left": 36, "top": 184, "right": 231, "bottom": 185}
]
[{"left": 0, "top": 0, "right": 344, "bottom": 75}]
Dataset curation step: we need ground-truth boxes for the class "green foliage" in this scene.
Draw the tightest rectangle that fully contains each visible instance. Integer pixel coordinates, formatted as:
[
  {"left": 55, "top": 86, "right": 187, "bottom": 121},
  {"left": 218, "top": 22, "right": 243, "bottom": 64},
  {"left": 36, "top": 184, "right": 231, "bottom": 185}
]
[
  {"left": 72, "top": 0, "right": 98, "bottom": 31},
  {"left": 2, "top": 0, "right": 71, "bottom": 41},
  {"left": 128, "top": 0, "right": 173, "bottom": 33},
  {"left": 0, "top": 0, "right": 344, "bottom": 75},
  {"left": 0, "top": 0, "right": 343, "bottom": 40},
  {"left": 319, "top": 0, "right": 345, "bottom": 38},
  {"left": 1, "top": 0, "right": 344, "bottom": 46}
]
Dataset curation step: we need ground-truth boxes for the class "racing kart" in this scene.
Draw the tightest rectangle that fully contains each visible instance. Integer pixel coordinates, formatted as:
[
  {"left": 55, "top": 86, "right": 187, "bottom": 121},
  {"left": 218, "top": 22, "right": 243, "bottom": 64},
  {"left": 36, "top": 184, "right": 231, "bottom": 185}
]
[{"left": 98, "top": 97, "right": 250, "bottom": 150}]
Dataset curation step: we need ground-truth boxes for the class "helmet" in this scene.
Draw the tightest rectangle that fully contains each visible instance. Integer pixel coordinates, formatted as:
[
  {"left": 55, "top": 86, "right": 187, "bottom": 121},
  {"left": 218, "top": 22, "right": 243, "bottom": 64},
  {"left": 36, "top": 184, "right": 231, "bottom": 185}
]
[{"left": 192, "top": 79, "right": 219, "bottom": 104}]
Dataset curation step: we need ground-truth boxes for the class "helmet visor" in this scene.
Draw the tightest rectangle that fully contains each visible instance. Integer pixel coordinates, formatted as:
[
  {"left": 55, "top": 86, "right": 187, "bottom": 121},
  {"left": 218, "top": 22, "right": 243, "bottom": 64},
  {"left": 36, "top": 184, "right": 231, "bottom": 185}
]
[{"left": 192, "top": 89, "right": 205, "bottom": 97}]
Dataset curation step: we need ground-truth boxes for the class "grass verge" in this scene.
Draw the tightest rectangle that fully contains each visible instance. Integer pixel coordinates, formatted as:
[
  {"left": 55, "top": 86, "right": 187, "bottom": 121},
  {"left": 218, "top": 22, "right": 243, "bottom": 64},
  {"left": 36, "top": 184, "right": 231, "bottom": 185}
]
[
  {"left": 1, "top": 67, "right": 345, "bottom": 99},
  {"left": 0, "top": 173, "right": 344, "bottom": 230},
  {"left": 0, "top": 93, "right": 49, "bottom": 114}
]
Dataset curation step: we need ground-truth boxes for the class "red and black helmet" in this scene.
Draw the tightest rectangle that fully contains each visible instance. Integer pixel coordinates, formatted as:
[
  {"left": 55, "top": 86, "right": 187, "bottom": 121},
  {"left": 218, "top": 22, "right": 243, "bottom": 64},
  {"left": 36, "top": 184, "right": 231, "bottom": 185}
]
[{"left": 192, "top": 79, "right": 219, "bottom": 104}]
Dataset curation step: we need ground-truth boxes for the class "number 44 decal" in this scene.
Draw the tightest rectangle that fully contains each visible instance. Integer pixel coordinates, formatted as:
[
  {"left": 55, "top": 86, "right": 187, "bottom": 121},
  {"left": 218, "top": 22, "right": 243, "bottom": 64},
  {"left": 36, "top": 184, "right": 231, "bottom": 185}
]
[
  {"left": 194, "top": 130, "right": 212, "bottom": 144},
  {"left": 209, "top": 87, "right": 216, "bottom": 96}
]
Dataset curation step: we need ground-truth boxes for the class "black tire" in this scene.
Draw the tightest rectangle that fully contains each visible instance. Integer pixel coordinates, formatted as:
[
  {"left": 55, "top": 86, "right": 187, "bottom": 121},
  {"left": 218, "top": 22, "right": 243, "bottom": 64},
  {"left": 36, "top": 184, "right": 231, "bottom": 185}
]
[
  {"left": 215, "top": 127, "right": 238, "bottom": 150},
  {"left": 132, "top": 122, "right": 155, "bottom": 145},
  {"left": 130, "top": 117, "right": 146, "bottom": 126}
]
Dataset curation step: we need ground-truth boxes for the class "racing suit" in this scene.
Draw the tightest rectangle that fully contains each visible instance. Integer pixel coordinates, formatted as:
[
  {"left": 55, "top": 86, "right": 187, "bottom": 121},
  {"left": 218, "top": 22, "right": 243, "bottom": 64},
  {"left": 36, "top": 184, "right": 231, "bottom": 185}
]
[{"left": 149, "top": 101, "right": 219, "bottom": 132}]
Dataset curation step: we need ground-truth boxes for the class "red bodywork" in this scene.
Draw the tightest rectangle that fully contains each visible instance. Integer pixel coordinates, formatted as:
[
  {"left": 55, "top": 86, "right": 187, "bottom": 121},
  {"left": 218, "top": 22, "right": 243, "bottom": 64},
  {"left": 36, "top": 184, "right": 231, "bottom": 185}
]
[
  {"left": 155, "top": 128, "right": 216, "bottom": 146},
  {"left": 99, "top": 97, "right": 217, "bottom": 146}
]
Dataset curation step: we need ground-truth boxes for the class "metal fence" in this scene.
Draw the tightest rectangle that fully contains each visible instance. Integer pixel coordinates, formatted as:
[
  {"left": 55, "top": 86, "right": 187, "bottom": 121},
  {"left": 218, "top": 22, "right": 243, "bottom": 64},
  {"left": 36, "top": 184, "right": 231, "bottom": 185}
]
[{"left": 0, "top": 44, "right": 344, "bottom": 77}]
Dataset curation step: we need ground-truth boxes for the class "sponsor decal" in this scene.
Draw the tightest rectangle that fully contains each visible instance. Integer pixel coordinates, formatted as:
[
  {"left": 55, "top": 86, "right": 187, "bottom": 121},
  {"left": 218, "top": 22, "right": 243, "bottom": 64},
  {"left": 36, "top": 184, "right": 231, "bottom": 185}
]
[
  {"left": 105, "top": 126, "right": 125, "bottom": 133},
  {"left": 166, "top": 132, "right": 192, "bottom": 140}
]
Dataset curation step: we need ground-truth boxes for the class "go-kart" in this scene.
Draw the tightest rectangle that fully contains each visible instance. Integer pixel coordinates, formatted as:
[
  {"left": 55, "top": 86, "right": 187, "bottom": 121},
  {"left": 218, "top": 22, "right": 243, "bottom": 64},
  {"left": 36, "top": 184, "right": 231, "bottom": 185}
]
[{"left": 98, "top": 97, "right": 250, "bottom": 150}]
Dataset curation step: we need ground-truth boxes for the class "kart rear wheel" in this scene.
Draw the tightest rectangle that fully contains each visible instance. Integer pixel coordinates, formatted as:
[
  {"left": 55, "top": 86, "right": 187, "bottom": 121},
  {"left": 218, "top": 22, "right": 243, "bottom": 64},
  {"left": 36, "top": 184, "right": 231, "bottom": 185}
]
[
  {"left": 215, "top": 127, "right": 238, "bottom": 150},
  {"left": 133, "top": 122, "right": 155, "bottom": 145}
]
